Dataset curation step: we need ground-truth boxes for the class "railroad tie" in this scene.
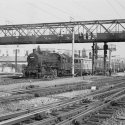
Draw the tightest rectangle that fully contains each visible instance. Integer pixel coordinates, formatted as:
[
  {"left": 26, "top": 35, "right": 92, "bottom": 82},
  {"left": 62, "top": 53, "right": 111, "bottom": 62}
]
[
  {"left": 98, "top": 110, "right": 114, "bottom": 115},
  {"left": 93, "top": 114, "right": 111, "bottom": 119}
]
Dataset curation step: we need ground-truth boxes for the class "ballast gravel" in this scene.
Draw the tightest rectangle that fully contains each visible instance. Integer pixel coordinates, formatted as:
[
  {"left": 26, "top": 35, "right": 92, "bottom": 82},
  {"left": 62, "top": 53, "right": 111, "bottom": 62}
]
[{"left": 0, "top": 89, "right": 91, "bottom": 114}]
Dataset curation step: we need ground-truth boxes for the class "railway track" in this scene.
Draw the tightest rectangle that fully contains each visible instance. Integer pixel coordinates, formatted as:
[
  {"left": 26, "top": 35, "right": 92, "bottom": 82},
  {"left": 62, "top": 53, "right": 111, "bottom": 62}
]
[
  {"left": 0, "top": 76, "right": 125, "bottom": 103},
  {"left": 26, "top": 89, "right": 125, "bottom": 125},
  {"left": 0, "top": 82, "right": 89, "bottom": 103},
  {"left": 0, "top": 82, "right": 124, "bottom": 122},
  {"left": 0, "top": 76, "right": 124, "bottom": 124},
  {"left": 56, "top": 94, "right": 125, "bottom": 125},
  {"left": 0, "top": 97, "right": 94, "bottom": 125},
  {"left": 1, "top": 82, "right": 125, "bottom": 125}
]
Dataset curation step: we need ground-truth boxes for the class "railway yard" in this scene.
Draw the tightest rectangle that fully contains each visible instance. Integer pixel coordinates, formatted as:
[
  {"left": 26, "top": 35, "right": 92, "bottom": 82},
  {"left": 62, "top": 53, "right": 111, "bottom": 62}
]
[
  {"left": 0, "top": 0, "right": 125, "bottom": 124},
  {"left": 0, "top": 73, "right": 124, "bottom": 125}
]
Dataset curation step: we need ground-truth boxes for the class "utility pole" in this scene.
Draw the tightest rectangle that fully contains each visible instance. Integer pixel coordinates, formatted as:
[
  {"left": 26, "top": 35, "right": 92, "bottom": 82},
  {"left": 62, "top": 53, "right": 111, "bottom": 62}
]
[
  {"left": 72, "top": 27, "right": 75, "bottom": 77},
  {"left": 92, "top": 42, "right": 95, "bottom": 75},
  {"left": 15, "top": 49, "right": 18, "bottom": 73},
  {"left": 15, "top": 45, "right": 19, "bottom": 73}
]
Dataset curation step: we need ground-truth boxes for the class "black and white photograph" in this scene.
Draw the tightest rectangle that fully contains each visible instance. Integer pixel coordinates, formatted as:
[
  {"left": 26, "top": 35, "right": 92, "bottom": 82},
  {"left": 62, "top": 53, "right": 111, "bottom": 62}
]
[{"left": 0, "top": 0, "right": 125, "bottom": 124}]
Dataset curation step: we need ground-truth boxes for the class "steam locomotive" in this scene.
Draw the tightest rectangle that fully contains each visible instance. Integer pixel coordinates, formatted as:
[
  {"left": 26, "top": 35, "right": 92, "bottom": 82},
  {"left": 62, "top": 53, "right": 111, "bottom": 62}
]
[
  {"left": 24, "top": 48, "right": 123, "bottom": 78},
  {"left": 23, "top": 49, "right": 72, "bottom": 78}
]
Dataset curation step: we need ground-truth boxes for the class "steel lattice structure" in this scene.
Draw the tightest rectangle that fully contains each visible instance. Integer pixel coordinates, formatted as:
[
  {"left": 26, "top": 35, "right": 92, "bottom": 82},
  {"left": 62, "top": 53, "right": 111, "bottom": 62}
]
[{"left": 0, "top": 19, "right": 125, "bottom": 45}]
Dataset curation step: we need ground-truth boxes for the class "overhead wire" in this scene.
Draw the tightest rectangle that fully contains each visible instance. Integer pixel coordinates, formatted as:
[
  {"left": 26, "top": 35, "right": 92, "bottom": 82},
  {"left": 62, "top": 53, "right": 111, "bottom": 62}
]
[
  {"left": 114, "top": 0, "right": 125, "bottom": 11},
  {"left": 72, "top": 0, "right": 101, "bottom": 19},
  {"left": 0, "top": 1, "right": 37, "bottom": 25},
  {"left": 26, "top": 1, "right": 67, "bottom": 22},
  {"left": 69, "top": 0, "right": 91, "bottom": 20},
  {"left": 105, "top": 0, "right": 122, "bottom": 18},
  {"left": 35, "top": 0, "right": 92, "bottom": 21},
  {"left": 37, "top": 0, "right": 84, "bottom": 21},
  {"left": 0, "top": 0, "right": 33, "bottom": 25},
  {"left": 37, "top": 1, "right": 74, "bottom": 19}
]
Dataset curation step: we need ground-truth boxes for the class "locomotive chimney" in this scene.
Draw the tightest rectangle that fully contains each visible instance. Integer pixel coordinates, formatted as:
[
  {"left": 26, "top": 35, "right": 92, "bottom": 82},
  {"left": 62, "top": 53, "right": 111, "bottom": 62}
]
[{"left": 33, "top": 49, "right": 36, "bottom": 53}]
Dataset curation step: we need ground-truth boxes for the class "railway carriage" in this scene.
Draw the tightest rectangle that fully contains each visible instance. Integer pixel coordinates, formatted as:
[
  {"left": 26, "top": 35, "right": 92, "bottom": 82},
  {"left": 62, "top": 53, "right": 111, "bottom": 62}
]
[
  {"left": 74, "top": 58, "right": 92, "bottom": 75},
  {"left": 74, "top": 58, "right": 110, "bottom": 75}
]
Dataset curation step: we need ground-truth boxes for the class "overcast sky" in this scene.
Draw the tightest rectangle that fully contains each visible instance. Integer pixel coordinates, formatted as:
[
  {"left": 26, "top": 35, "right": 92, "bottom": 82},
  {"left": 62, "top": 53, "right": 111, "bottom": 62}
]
[{"left": 0, "top": 0, "right": 125, "bottom": 57}]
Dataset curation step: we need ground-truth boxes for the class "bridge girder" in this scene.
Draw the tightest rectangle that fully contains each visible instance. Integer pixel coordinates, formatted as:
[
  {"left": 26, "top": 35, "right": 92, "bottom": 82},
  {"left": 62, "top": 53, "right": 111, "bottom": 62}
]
[{"left": 0, "top": 19, "right": 125, "bottom": 45}]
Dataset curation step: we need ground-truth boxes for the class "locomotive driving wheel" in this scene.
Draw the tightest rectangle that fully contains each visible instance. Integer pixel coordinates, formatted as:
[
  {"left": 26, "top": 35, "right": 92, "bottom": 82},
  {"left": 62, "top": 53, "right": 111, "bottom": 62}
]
[
  {"left": 53, "top": 69, "right": 57, "bottom": 78},
  {"left": 43, "top": 75, "right": 54, "bottom": 80}
]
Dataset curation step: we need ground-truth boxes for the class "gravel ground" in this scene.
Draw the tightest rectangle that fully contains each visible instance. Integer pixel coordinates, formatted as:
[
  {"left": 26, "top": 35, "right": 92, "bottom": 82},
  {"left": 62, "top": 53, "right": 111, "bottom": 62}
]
[
  {"left": 0, "top": 75, "right": 121, "bottom": 115},
  {"left": 0, "top": 76, "right": 95, "bottom": 115},
  {"left": 0, "top": 89, "right": 91, "bottom": 114},
  {"left": 0, "top": 75, "right": 115, "bottom": 92},
  {"left": 50, "top": 89, "right": 91, "bottom": 99},
  {"left": 102, "top": 107, "right": 125, "bottom": 125},
  {"left": 0, "top": 77, "right": 89, "bottom": 92},
  {"left": 0, "top": 92, "right": 11, "bottom": 97},
  {"left": 0, "top": 97, "right": 59, "bottom": 114}
]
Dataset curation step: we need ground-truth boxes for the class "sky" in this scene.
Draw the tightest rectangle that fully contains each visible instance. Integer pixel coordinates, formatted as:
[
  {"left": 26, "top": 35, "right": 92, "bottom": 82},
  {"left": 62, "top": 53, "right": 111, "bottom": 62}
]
[{"left": 0, "top": 0, "right": 125, "bottom": 57}]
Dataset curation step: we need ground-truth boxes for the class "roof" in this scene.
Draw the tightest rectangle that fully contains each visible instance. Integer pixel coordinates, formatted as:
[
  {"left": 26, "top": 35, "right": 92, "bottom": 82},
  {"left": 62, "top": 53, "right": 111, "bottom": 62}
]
[{"left": 0, "top": 56, "right": 27, "bottom": 62}]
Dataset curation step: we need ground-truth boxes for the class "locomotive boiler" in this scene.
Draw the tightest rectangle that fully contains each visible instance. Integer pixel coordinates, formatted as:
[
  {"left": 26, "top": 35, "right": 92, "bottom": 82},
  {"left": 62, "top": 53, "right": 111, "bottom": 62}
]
[{"left": 23, "top": 49, "right": 72, "bottom": 78}]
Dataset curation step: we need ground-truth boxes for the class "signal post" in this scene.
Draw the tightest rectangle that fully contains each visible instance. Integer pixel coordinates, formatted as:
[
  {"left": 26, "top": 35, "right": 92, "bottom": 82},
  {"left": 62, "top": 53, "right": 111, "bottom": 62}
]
[{"left": 104, "top": 42, "right": 108, "bottom": 76}]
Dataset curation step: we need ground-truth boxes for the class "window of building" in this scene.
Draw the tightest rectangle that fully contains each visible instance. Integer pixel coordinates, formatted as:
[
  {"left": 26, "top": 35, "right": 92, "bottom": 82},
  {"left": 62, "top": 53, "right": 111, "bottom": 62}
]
[
  {"left": 13, "top": 49, "right": 20, "bottom": 54},
  {"left": 17, "top": 49, "right": 20, "bottom": 54},
  {"left": 6, "top": 51, "right": 9, "bottom": 56},
  {"left": 74, "top": 59, "right": 78, "bottom": 63},
  {"left": 25, "top": 51, "right": 29, "bottom": 56},
  {"left": 13, "top": 50, "right": 15, "bottom": 54}
]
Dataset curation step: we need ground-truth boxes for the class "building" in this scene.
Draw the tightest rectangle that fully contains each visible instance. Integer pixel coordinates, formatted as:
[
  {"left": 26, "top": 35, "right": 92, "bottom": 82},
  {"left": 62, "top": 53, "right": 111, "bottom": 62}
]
[{"left": 111, "top": 56, "right": 125, "bottom": 72}]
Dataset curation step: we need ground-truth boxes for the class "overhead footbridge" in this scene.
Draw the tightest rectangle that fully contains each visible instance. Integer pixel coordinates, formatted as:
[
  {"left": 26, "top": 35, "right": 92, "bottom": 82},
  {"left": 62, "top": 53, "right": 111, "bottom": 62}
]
[{"left": 0, "top": 19, "right": 125, "bottom": 45}]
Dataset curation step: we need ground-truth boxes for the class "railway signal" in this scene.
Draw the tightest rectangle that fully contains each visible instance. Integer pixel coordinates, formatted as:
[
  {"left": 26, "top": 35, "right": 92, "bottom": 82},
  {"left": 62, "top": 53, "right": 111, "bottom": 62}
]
[
  {"left": 93, "top": 43, "right": 116, "bottom": 76},
  {"left": 103, "top": 42, "right": 108, "bottom": 75},
  {"left": 95, "top": 43, "right": 98, "bottom": 59},
  {"left": 92, "top": 43, "right": 98, "bottom": 75},
  {"left": 104, "top": 43, "right": 108, "bottom": 58}
]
